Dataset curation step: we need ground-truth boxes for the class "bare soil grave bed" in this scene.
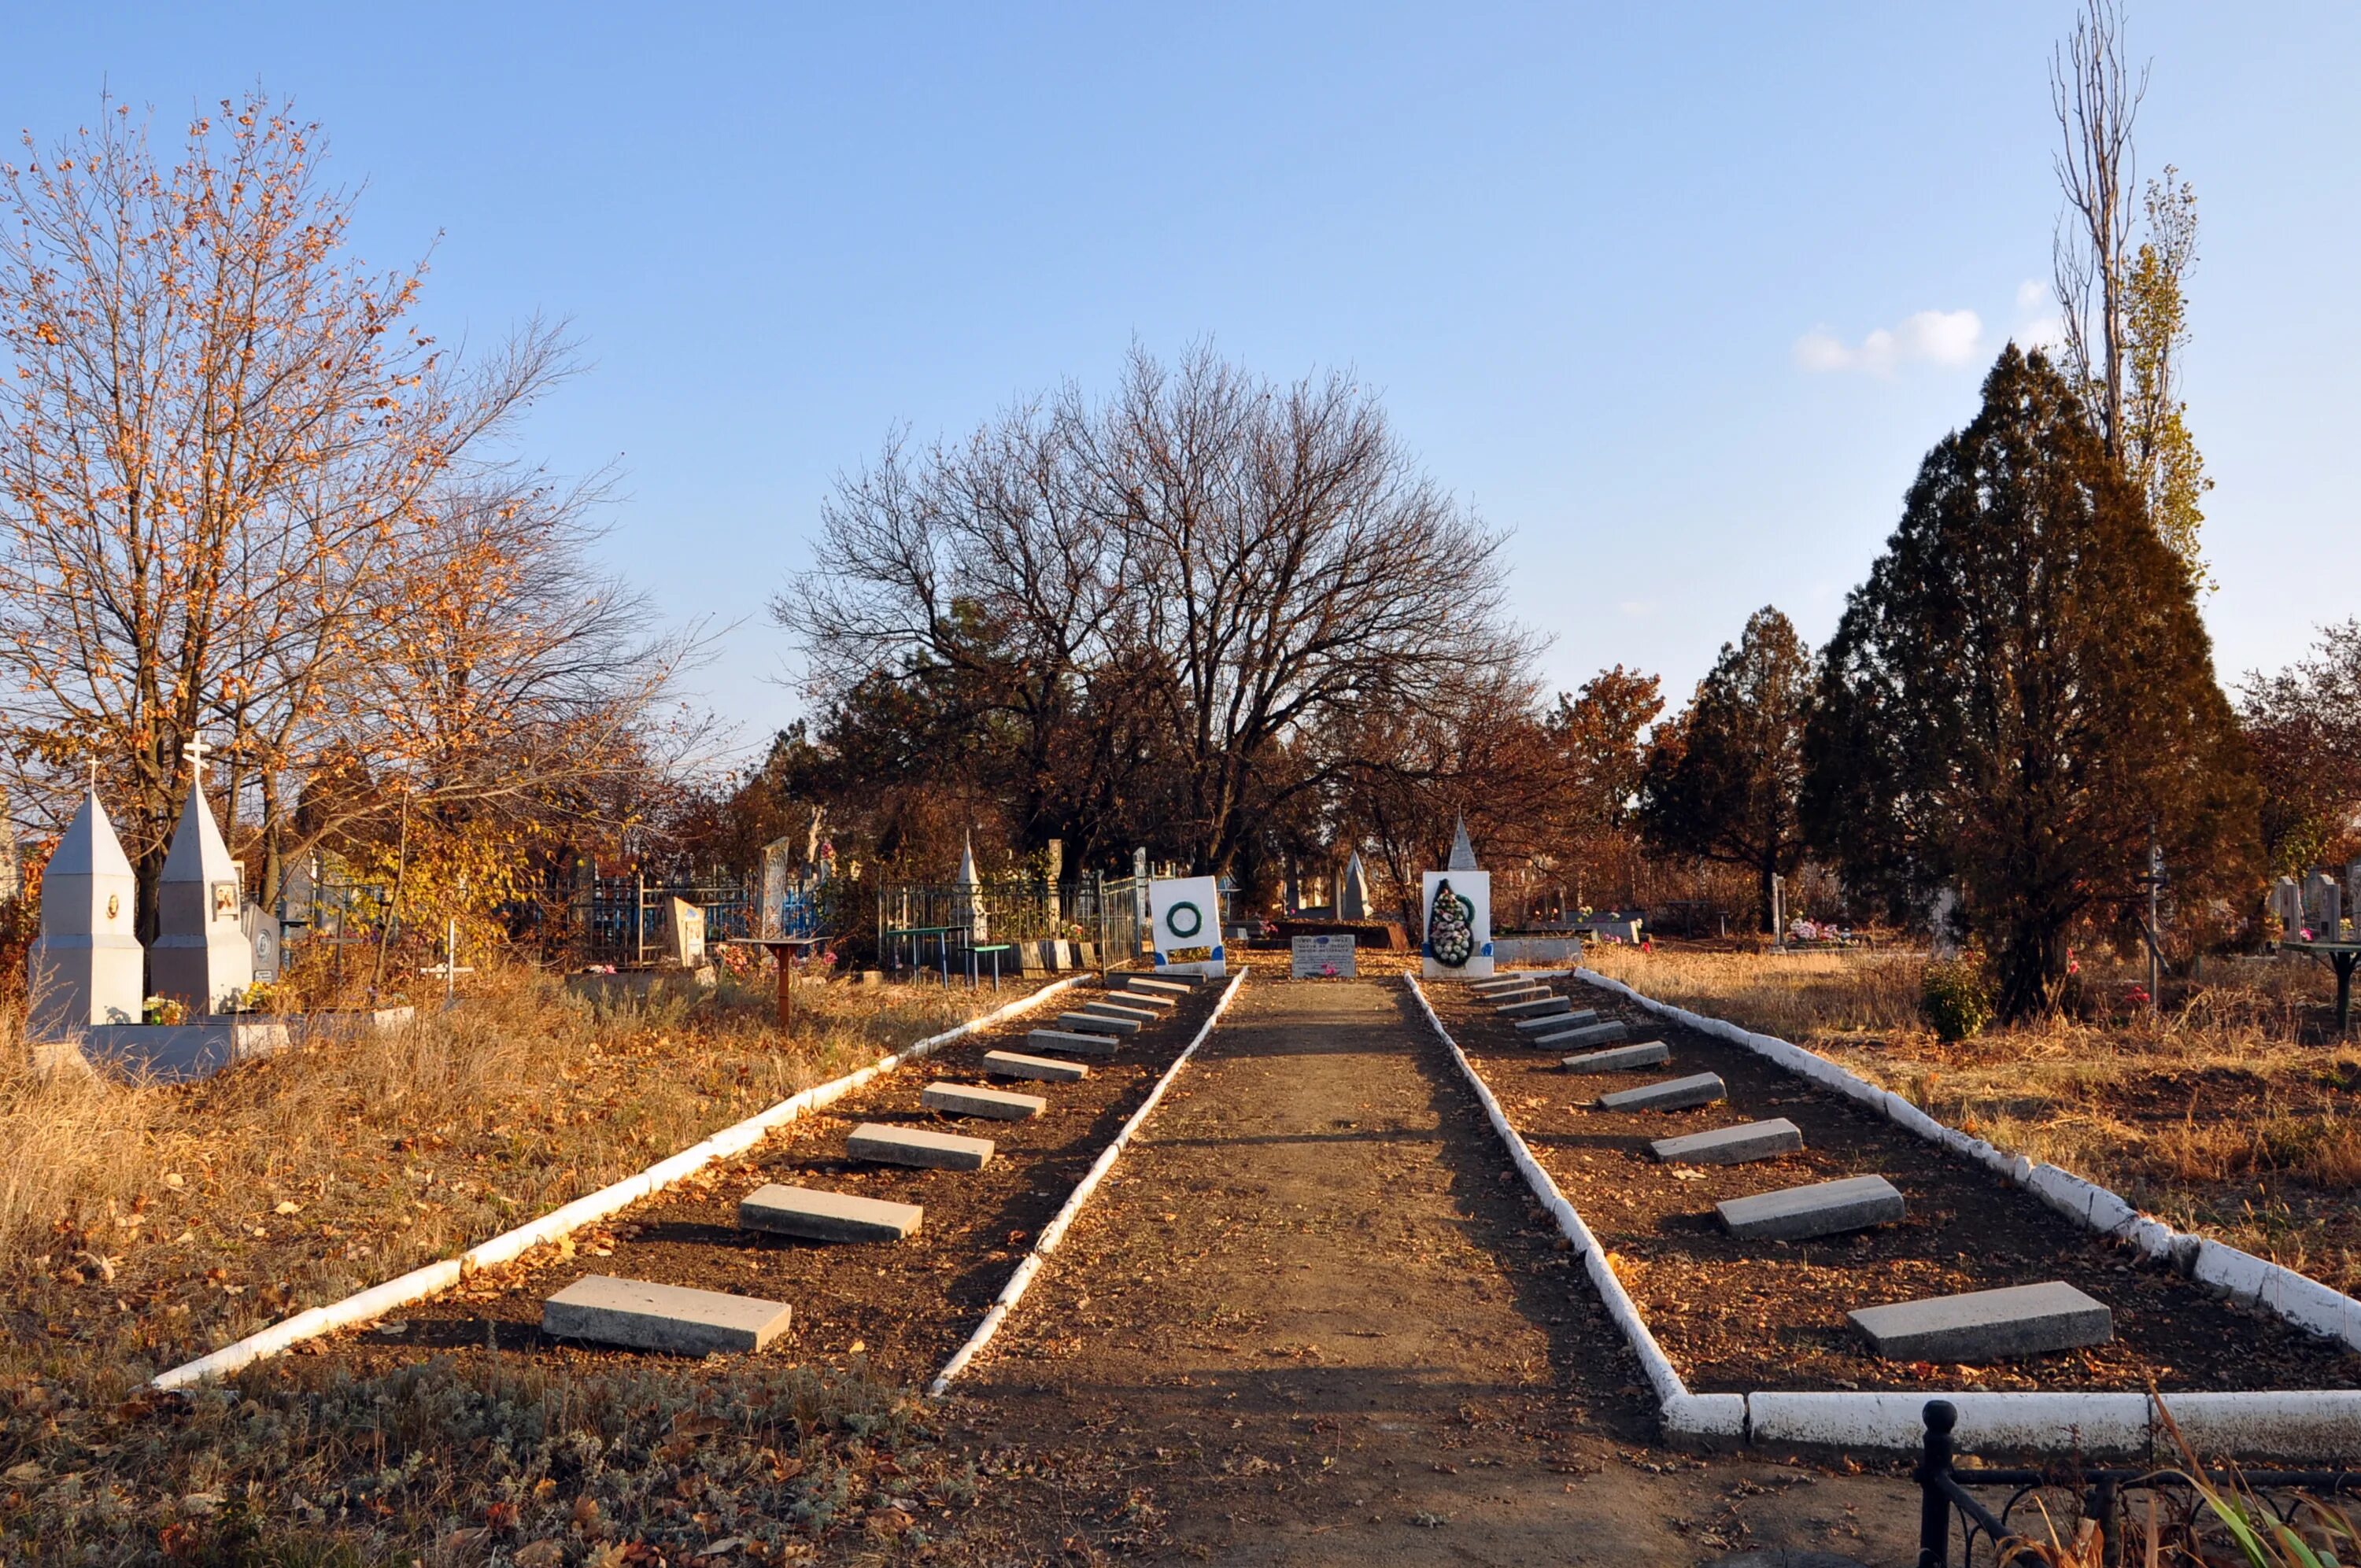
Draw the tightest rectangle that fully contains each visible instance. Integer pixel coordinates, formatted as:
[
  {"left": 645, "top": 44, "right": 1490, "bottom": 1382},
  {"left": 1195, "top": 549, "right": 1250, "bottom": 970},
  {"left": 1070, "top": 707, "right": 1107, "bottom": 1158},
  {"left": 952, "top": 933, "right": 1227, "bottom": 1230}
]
[
  {"left": 1431, "top": 977, "right": 2361, "bottom": 1398},
  {"left": 322, "top": 978, "right": 1225, "bottom": 1389}
]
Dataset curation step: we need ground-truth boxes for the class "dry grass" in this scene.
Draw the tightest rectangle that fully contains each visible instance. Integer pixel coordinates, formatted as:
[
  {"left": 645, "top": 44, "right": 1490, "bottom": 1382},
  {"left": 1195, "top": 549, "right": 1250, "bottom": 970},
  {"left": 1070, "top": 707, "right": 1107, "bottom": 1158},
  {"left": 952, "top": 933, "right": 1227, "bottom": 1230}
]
[
  {"left": 1583, "top": 943, "right": 2361, "bottom": 1293},
  {"left": 0, "top": 963, "right": 1059, "bottom": 1563},
  {"left": 1, "top": 961, "right": 1041, "bottom": 1385}
]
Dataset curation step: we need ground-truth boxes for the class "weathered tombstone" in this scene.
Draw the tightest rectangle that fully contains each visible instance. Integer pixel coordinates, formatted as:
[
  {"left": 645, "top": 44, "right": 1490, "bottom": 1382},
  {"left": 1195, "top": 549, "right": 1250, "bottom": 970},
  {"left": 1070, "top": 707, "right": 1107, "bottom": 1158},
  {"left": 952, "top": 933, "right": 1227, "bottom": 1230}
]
[
  {"left": 26, "top": 785, "right": 145, "bottom": 1039},
  {"left": 2306, "top": 871, "right": 2341, "bottom": 941},
  {"left": 660, "top": 897, "right": 707, "bottom": 968},
  {"left": 1291, "top": 933, "right": 1358, "bottom": 978},
  {"left": 243, "top": 902, "right": 283, "bottom": 986},
  {"left": 2271, "top": 876, "right": 2304, "bottom": 940},
  {"left": 1339, "top": 850, "right": 1373, "bottom": 922},
  {"left": 758, "top": 837, "right": 795, "bottom": 939},
  {"left": 1928, "top": 886, "right": 1962, "bottom": 960},
  {"left": 150, "top": 739, "right": 253, "bottom": 1016}
]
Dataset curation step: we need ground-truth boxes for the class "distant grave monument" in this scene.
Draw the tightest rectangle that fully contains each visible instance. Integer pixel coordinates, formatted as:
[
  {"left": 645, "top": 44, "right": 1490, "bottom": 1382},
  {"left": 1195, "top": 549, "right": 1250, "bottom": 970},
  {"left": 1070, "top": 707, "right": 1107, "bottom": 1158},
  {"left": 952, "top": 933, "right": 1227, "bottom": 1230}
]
[
  {"left": 1339, "top": 850, "right": 1373, "bottom": 922},
  {"left": 27, "top": 782, "right": 145, "bottom": 1038},
  {"left": 1290, "top": 933, "right": 1356, "bottom": 979},
  {"left": 149, "top": 736, "right": 253, "bottom": 1015},
  {"left": 1422, "top": 817, "right": 1494, "bottom": 979},
  {"left": 660, "top": 896, "right": 707, "bottom": 968}
]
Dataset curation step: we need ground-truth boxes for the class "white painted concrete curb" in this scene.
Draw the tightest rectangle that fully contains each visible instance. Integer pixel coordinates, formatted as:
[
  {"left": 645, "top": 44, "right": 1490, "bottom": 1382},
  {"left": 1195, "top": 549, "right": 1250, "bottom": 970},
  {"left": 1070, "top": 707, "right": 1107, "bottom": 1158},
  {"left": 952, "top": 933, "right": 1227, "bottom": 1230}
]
[
  {"left": 1406, "top": 976, "right": 1746, "bottom": 1439},
  {"left": 152, "top": 974, "right": 1090, "bottom": 1389},
  {"left": 1566, "top": 966, "right": 2361, "bottom": 1458},
  {"left": 928, "top": 968, "right": 1251, "bottom": 1397}
]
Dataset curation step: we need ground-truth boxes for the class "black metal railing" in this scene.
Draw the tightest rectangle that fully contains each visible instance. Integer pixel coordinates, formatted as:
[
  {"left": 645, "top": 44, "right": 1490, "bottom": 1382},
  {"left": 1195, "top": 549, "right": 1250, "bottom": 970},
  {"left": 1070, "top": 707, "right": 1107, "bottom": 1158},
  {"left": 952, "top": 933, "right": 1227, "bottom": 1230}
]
[{"left": 1916, "top": 1400, "right": 2359, "bottom": 1568}]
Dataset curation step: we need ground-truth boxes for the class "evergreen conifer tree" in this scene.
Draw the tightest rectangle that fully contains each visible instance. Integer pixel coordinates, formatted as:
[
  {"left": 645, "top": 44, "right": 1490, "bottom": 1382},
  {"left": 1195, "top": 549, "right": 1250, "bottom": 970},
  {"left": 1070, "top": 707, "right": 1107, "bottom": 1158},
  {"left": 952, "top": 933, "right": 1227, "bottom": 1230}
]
[{"left": 1804, "top": 347, "right": 2255, "bottom": 1019}]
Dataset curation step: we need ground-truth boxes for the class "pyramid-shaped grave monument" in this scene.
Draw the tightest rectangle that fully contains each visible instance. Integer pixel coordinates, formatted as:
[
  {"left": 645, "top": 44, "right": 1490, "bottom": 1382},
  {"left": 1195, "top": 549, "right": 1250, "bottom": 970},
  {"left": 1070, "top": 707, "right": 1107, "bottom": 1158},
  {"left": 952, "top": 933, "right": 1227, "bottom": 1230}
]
[
  {"left": 28, "top": 787, "right": 145, "bottom": 1035},
  {"left": 150, "top": 758, "right": 252, "bottom": 1016}
]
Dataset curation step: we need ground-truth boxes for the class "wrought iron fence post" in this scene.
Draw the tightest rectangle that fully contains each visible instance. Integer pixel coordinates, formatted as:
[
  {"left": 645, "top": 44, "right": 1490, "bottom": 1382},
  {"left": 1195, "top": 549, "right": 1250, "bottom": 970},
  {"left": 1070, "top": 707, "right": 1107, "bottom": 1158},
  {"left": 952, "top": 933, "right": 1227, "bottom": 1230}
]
[
  {"left": 2089, "top": 1475, "right": 2119, "bottom": 1568},
  {"left": 1918, "top": 1400, "right": 1957, "bottom": 1568}
]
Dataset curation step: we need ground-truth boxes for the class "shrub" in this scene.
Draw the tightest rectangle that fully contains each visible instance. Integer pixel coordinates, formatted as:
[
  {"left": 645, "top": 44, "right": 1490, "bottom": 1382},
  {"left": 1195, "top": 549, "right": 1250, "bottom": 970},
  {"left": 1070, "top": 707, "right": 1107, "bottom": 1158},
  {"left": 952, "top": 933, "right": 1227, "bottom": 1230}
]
[{"left": 1921, "top": 960, "right": 1995, "bottom": 1042}]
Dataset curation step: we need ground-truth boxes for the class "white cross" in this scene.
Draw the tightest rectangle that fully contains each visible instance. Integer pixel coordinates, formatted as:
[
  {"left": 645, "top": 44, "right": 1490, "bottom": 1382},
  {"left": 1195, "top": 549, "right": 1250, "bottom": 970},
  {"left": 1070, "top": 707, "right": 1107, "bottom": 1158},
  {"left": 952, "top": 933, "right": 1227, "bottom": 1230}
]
[{"left": 181, "top": 731, "right": 214, "bottom": 782}]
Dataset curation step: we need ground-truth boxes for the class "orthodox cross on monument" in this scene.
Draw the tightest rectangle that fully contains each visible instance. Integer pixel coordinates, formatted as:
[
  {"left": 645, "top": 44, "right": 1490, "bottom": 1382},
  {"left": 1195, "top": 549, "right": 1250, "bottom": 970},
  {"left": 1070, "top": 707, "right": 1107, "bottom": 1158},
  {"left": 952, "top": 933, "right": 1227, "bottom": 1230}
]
[{"left": 180, "top": 732, "right": 216, "bottom": 783}]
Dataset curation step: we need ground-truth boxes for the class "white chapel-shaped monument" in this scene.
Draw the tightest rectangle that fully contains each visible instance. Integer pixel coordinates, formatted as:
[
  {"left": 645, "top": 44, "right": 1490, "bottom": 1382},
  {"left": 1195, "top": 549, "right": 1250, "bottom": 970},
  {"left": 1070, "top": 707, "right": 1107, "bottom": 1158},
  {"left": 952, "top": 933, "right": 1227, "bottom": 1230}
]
[
  {"left": 149, "top": 738, "right": 253, "bottom": 1015},
  {"left": 27, "top": 784, "right": 145, "bottom": 1037}
]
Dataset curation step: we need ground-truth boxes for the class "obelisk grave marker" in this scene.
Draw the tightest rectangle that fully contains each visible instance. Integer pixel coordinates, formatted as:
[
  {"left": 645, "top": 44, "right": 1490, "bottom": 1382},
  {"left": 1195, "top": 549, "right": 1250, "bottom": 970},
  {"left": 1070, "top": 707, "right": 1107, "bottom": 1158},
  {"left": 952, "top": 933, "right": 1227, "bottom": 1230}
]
[
  {"left": 27, "top": 783, "right": 145, "bottom": 1036},
  {"left": 150, "top": 734, "right": 253, "bottom": 1016}
]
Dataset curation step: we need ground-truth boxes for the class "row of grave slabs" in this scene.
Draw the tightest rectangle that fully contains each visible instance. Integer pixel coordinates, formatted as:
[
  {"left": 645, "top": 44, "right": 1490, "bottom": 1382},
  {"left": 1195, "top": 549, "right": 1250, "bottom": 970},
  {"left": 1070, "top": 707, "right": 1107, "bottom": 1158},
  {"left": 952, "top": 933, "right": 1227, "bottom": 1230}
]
[
  {"left": 1415, "top": 970, "right": 2361, "bottom": 1460},
  {"left": 297, "top": 971, "right": 1232, "bottom": 1389}
]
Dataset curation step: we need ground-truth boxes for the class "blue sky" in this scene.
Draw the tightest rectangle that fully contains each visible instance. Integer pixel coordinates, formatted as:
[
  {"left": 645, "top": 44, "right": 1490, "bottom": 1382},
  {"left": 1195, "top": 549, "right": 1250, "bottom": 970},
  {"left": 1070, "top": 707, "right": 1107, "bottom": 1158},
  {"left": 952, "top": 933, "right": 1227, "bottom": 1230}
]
[{"left": 8, "top": 4, "right": 2355, "bottom": 760}]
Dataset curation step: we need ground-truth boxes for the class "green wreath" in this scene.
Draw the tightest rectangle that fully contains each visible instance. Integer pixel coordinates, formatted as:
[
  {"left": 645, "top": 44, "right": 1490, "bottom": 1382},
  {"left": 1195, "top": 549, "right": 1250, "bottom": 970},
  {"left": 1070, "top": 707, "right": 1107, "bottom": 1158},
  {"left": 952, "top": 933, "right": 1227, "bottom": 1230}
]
[
  {"left": 1165, "top": 899, "right": 1203, "bottom": 939},
  {"left": 1428, "top": 879, "right": 1476, "bottom": 967}
]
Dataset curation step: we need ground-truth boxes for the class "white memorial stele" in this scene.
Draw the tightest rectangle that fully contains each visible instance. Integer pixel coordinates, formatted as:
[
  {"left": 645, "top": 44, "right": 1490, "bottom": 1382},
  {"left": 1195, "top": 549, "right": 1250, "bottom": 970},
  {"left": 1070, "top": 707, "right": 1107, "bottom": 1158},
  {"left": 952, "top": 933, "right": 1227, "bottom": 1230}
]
[
  {"left": 149, "top": 738, "right": 253, "bottom": 1016},
  {"left": 954, "top": 832, "right": 988, "bottom": 941},
  {"left": 27, "top": 784, "right": 145, "bottom": 1038},
  {"left": 1148, "top": 874, "right": 1225, "bottom": 976},
  {"left": 1423, "top": 817, "right": 1494, "bottom": 978}
]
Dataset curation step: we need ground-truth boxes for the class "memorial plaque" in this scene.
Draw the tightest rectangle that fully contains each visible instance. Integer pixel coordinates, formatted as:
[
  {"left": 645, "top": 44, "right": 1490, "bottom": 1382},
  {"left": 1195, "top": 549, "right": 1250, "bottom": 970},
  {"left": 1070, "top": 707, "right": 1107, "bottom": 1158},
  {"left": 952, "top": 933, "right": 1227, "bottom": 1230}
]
[{"left": 1291, "top": 933, "right": 1358, "bottom": 978}]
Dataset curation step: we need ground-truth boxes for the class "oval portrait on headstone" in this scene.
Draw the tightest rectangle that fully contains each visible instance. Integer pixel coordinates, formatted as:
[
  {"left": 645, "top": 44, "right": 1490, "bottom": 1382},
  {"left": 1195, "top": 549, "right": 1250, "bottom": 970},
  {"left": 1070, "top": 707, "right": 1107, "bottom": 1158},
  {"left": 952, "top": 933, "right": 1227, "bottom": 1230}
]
[{"left": 106, "top": 893, "right": 120, "bottom": 921}]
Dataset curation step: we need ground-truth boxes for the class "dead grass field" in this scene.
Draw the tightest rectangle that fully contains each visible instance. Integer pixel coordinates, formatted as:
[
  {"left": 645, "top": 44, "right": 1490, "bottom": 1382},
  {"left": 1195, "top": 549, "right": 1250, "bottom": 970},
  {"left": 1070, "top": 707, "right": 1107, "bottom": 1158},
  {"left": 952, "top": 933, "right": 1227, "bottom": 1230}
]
[
  {"left": 0, "top": 964, "right": 1042, "bottom": 1381},
  {"left": 1582, "top": 943, "right": 2361, "bottom": 1293},
  {"left": 0, "top": 962, "right": 1060, "bottom": 1564}
]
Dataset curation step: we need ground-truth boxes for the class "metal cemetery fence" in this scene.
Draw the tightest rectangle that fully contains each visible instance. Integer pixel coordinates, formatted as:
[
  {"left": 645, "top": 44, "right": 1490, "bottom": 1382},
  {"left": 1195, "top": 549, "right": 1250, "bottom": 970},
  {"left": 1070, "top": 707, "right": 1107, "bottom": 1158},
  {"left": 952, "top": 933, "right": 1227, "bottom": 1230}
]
[
  {"left": 876, "top": 873, "right": 1147, "bottom": 976},
  {"left": 1915, "top": 1400, "right": 2359, "bottom": 1568},
  {"left": 581, "top": 873, "right": 758, "bottom": 968}
]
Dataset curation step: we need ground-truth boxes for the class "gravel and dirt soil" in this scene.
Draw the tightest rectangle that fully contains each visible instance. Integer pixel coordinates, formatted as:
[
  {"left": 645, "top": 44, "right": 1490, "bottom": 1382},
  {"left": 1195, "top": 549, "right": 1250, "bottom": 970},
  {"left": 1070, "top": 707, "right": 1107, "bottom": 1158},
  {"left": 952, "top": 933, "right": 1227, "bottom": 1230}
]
[
  {"left": 320, "top": 979, "right": 1226, "bottom": 1388},
  {"left": 935, "top": 975, "right": 1921, "bottom": 1566},
  {"left": 1428, "top": 975, "right": 2361, "bottom": 1397}
]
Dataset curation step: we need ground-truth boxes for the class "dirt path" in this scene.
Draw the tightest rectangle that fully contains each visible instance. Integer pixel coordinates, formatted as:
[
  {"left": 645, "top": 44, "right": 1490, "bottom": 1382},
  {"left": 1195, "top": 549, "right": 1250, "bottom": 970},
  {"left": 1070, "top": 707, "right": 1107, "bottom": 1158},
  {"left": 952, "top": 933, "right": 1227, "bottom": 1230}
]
[{"left": 942, "top": 976, "right": 1919, "bottom": 1566}]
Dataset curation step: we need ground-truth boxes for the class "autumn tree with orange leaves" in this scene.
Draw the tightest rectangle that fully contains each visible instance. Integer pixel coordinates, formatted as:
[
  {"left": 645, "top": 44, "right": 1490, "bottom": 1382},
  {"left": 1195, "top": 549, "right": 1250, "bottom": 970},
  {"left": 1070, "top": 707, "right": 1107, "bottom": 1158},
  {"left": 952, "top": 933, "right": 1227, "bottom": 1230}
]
[{"left": 0, "top": 94, "right": 695, "bottom": 940}]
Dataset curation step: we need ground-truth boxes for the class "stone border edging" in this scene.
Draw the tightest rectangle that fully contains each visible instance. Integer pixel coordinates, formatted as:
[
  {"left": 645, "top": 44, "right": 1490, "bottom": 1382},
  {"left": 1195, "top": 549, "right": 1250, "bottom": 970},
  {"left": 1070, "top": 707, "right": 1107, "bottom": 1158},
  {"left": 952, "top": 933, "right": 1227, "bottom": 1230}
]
[
  {"left": 151, "top": 974, "right": 1090, "bottom": 1390},
  {"left": 1561, "top": 965, "right": 2361, "bottom": 1458},
  {"left": 928, "top": 967, "right": 1251, "bottom": 1397},
  {"left": 1405, "top": 975, "right": 1747, "bottom": 1437}
]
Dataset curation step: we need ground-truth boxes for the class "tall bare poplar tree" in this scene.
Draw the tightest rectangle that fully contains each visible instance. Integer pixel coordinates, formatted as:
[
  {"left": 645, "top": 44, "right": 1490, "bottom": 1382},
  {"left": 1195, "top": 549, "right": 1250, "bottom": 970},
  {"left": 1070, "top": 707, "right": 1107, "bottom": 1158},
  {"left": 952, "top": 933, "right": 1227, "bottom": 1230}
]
[{"left": 2049, "top": 0, "right": 2211, "bottom": 587}]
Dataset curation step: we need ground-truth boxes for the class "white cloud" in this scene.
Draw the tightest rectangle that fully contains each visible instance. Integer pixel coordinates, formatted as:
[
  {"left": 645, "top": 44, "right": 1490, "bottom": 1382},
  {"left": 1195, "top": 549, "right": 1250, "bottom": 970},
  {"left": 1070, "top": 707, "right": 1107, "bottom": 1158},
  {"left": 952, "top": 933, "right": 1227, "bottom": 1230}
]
[
  {"left": 2016, "top": 277, "right": 2050, "bottom": 311},
  {"left": 1794, "top": 308, "right": 1985, "bottom": 376}
]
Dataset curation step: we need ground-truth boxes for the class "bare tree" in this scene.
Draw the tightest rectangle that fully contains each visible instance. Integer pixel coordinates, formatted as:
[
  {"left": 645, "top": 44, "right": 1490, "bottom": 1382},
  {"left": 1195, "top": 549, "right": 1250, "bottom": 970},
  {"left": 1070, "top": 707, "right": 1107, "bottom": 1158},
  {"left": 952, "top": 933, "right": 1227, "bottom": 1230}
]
[
  {"left": 2050, "top": 0, "right": 2148, "bottom": 456},
  {"left": 1080, "top": 345, "right": 1522, "bottom": 872},
  {"left": 0, "top": 94, "right": 584, "bottom": 924},
  {"left": 778, "top": 345, "right": 1530, "bottom": 877}
]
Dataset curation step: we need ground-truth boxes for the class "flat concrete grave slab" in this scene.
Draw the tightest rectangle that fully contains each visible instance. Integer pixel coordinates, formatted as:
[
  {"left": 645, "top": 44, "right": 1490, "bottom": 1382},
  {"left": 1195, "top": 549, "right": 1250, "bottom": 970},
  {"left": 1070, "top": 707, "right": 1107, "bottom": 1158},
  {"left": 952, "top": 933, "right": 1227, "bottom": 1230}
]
[
  {"left": 845, "top": 1122, "right": 996, "bottom": 1171},
  {"left": 1717, "top": 1175, "right": 1905, "bottom": 1241},
  {"left": 542, "top": 1275, "right": 792, "bottom": 1355},
  {"left": 1481, "top": 983, "right": 1550, "bottom": 1002},
  {"left": 1025, "top": 1028, "right": 1118, "bottom": 1057},
  {"left": 1520, "top": 1008, "right": 1603, "bottom": 1035},
  {"left": 1596, "top": 1072, "right": 1727, "bottom": 1112},
  {"left": 1055, "top": 1011, "right": 1139, "bottom": 1036},
  {"left": 1849, "top": 1281, "right": 2112, "bottom": 1363},
  {"left": 1472, "top": 973, "right": 1550, "bottom": 992},
  {"left": 921, "top": 1080, "right": 1047, "bottom": 1120},
  {"left": 1498, "top": 994, "right": 1572, "bottom": 1020},
  {"left": 1561, "top": 1040, "right": 1671, "bottom": 1073},
  {"left": 1125, "top": 976, "right": 1193, "bottom": 993},
  {"left": 1102, "top": 987, "right": 1174, "bottom": 1009},
  {"left": 1534, "top": 1018, "right": 1624, "bottom": 1048},
  {"left": 1079, "top": 1000, "right": 1160, "bottom": 1024},
  {"left": 739, "top": 1183, "right": 922, "bottom": 1242},
  {"left": 982, "top": 1049, "right": 1088, "bottom": 1083},
  {"left": 1650, "top": 1118, "right": 1805, "bottom": 1165}
]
